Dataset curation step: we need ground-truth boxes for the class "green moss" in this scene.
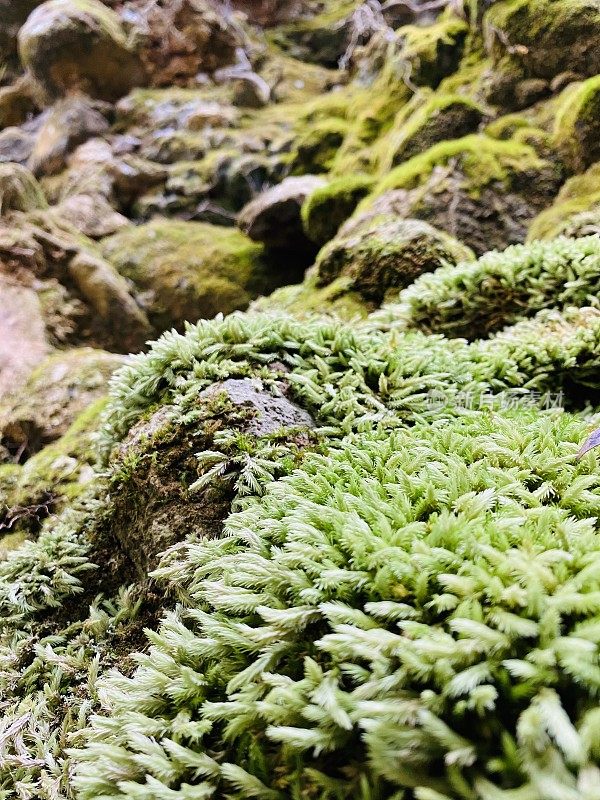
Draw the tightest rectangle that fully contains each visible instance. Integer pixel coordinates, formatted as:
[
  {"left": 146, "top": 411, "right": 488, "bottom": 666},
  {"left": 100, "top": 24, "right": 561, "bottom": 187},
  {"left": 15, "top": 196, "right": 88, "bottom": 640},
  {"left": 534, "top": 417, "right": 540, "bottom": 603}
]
[
  {"left": 399, "top": 235, "right": 600, "bottom": 339},
  {"left": 528, "top": 164, "right": 600, "bottom": 240},
  {"left": 372, "top": 133, "right": 545, "bottom": 197},
  {"left": 255, "top": 269, "right": 372, "bottom": 319},
  {"left": 74, "top": 403, "right": 600, "bottom": 800},
  {"left": 328, "top": 58, "right": 414, "bottom": 176},
  {"left": 484, "top": 0, "right": 600, "bottom": 79},
  {"left": 398, "top": 15, "right": 469, "bottom": 88},
  {"left": 301, "top": 174, "right": 374, "bottom": 245},
  {"left": 101, "top": 220, "right": 296, "bottom": 331},
  {"left": 553, "top": 75, "right": 600, "bottom": 171},
  {"left": 268, "top": 0, "right": 358, "bottom": 67},
  {"left": 0, "top": 398, "right": 106, "bottom": 539},
  {"left": 0, "top": 348, "right": 122, "bottom": 454},
  {"left": 289, "top": 118, "right": 350, "bottom": 175},
  {"left": 485, "top": 112, "right": 533, "bottom": 139},
  {"left": 436, "top": 46, "right": 491, "bottom": 96},
  {"left": 316, "top": 215, "right": 474, "bottom": 304},
  {"left": 379, "top": 90, "right": 486, "bottom": 169}
]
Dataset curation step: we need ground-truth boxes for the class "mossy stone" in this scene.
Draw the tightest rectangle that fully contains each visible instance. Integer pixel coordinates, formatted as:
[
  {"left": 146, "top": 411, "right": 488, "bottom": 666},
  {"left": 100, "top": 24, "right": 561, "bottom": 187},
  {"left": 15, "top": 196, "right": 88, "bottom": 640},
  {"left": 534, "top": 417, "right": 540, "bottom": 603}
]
[
  {"left": 528, "top": 164, "right": 600, "bottom": 240},
  {"left": 553, "top": 76, "right": 600, "bottom": 172},
  {"left": 381, "top": 91, "right": 486, "bottom": 169},
  {"left": 0, "top": 164, "right": 47, "bottom": 213},
  {"left": 485, "top": 0, "right": 600, "bottom": 81},
  {"left": 365, "top": 134, "right": 562, "bottom": 254},
  {"left": 398, "top": 16, "right": 469, "bottom": 89},
  {"left": 18, "top": 0, "right": 145, "bottom": 101},
  {"left": 316, "top": 211, "right": 474, "bottom": 304},
  {"left": 101, "top": 220, "right": 298, "bottom": 332},
  {"left": 301, "top": 174, "right": 374, "bottom": 246},
  {"left": 289, "top": 119, "right": 350, "bottom": 175}
]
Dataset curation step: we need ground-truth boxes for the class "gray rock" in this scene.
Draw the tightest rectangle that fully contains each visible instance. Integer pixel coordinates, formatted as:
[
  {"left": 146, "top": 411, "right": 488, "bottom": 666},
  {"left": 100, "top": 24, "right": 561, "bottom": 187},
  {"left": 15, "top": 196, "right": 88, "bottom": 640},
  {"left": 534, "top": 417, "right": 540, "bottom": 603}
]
[
  {"left": 0, "top": 128, "right": 35, "bottom": 165},
  {"left": 28, "top": 95, "right": 110, "bottom": 176},
  {"left": 200, "top": 378, "right": 315, "bottom": 436},
  {"left": 238, "top": 175, "right": 326, "bottom": 249},
  {"left": 54, "top": 193, "right": 129, "bottom": 239}
]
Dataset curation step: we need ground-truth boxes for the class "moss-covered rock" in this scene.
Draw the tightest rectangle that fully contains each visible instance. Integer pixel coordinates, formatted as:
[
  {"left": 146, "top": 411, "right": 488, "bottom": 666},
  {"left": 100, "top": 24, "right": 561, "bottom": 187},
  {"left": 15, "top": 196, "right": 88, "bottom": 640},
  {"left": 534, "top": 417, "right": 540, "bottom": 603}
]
[
  {"left": 379, "top": 90, "right": 486, "bottom": 168},
  {"left": 553, "top": 75, "right": 600, "bottom": 172},
  {"left": 301, "top": 174, "right": 374, "bottom": 246},
  {"left": 399, "top": 235, "right": 600, "bottom": 339},
  {"left": 0, "top": 397, "right": 107, "bottom": 542},
  {"left": 271, "top": 0, "right": 359, "bottom": 67},
  {"left": 0, "top": 163, "right": 47, "bottom": 213},
  {"left": 0, "top": 211, "right": 151, "bottom": 353},
  {"left": 104, "top": 377, "right": 315, "bottom": 578},
  {"left": 528, "top": 164, "right": 600, "bottom": 240},
  {"left": 101, "top": 220, "right": 301, "bottom": 331},
  {"left": 397, "top": 15, "right": 469, "bottom": 88},
  {"left": 289, "top": 118, "right": 350, "bottom": 174},
  {"left": 18, "top": 0, "right": 145, "bottom": 101},
  {"left": 368, "top": 134, "right": 563, "bottom": 254},
  {"left": 255, "top": 266, "right": 378, "bottom": 318},
  {"left": 316, "top": 208, "right": 474, "bottom": 304},
  {"left": 0, "top": 348, "right": 122, "bottom": 462},
  {"left": 485, "top": 0, "right": 600, "bottom": 82}
]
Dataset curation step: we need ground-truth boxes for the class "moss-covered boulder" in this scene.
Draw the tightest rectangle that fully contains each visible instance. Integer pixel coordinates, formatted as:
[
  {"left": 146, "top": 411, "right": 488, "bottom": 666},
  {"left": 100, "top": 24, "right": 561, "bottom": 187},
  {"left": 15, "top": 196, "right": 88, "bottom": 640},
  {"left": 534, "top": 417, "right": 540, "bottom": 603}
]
[
  {"left": 101, "top": 220, "right": 301, "bottom": 332},
  {"left": 289, "top": 119, "right": 350, "bottom": 174},
  {"left": 399, "top": 235, "right": 600, "bottom": 339},
  {"left": 396, "top": 15, "right": 469, "bottom": 88},
  {"left": 18, "top": 0, "right": 145, "bottom": 101},
  {"left": 553, "top": 76, "right": 600, "bottom": 172},
  {"left": 528, "top": 164, "right": 600, "bottom": 240},
  {"left": 255, "top": 264, "right": 381, "bottom": 318},
  {"left": 368, "top": 134, "right": 563, "bottom": 255},
  {"left": 272, "top": 1, "right": 360, "bottom": 68},
  {"left": 316, "top": 208, "right": 474, "bottom": 305},
  {"left": 52, "top": 193, "right": 129, "bottom": 239},
  {"left": 105, "top": 377, "right": 315, "bottom": 578},
  {"left": 0, "top": 396, "right": 108, "bottom": 542},
  {"left": 381, "top": 91, "right": 486, "bottom": 168},
  {"left": 485, "top": 0, "right": 600, "bottom": 83},
  {"left": 0, "top": 348, "right": 121, "bottom": 463},
  {"left": 302, "top": 174, "right": 374, "bottom": 246}
]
